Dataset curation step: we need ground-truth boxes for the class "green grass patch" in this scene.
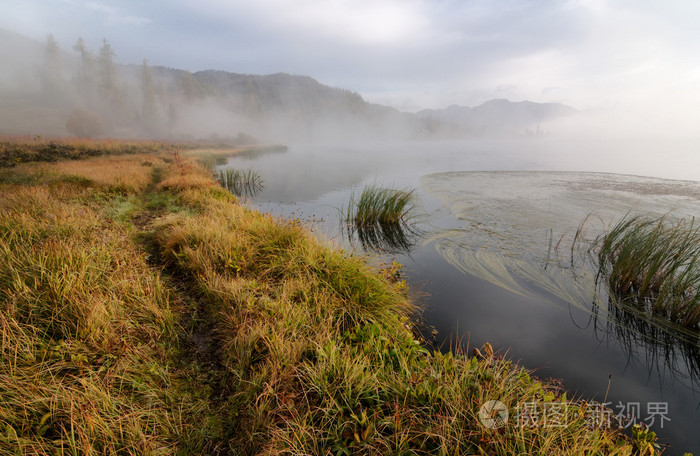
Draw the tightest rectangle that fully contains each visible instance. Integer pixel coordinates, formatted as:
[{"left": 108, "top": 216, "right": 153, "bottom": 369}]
[{"left": 0, "top": 187, "right": 188, "bottom": 454}]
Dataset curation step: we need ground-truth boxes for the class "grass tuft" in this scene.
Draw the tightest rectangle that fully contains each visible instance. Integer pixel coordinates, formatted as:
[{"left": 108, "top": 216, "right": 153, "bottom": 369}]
[
  {"left": 344, "top": 185, "right": 421, "bottom": 253},
  {"left": 594, "top": 214, "right": 700, "bottom": 328},
  {"left": 346, "top": 185, "right": 416, "bottom": 226}
]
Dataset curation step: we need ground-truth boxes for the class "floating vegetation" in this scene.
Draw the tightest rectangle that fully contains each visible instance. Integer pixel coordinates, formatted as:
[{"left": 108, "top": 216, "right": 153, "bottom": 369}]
[
  {"left": 215, "top": 168, "right": 264, "bottom": 198},
  {"left": 593, "top": 214, "right": 700, "bottom": 328},
  {"left": 429, "top": 232, "right": 595, "bottom": 311},
  {"left": 344, "top": 185, "right": 421, "bottom": 253}
]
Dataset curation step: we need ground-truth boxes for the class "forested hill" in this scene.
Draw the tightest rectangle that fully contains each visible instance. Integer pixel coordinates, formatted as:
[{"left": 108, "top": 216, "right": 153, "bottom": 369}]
[{"left": 142, "top": 68, "right": 417, "bottom": 141}]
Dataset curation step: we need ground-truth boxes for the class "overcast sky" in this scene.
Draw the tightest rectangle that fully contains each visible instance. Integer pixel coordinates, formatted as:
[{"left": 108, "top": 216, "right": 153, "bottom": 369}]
[{"left": 2, "top": 0, "right": 700, "bottom": 115}]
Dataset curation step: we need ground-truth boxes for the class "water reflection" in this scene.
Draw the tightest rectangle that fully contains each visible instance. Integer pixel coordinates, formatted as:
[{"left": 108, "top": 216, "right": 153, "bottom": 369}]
[
  {"left": 591, "top": 297, "right": 700, "bottom": 388},
  {"left": 345, "top": 218, "right": 423, "bottom": 254}
]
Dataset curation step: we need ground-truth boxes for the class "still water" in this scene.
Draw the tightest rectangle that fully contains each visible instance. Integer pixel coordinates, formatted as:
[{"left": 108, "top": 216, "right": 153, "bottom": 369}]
[{"left": 220, "top": 139, "right": 700, "bottom": 454}]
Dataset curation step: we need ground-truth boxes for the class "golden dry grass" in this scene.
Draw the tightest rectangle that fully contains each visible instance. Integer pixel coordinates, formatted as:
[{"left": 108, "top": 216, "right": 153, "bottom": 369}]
[
  {"left": 0, "top": 181, "right": 186, "bottom": 454},
  {"left": 41, "top": 154, "right": 167, "bottom": 193}
]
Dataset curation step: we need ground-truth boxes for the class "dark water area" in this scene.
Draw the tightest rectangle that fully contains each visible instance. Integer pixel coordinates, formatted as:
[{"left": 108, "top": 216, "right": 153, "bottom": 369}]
[{"left": 219, "top": 139, "right": 700, "bottom": 454}]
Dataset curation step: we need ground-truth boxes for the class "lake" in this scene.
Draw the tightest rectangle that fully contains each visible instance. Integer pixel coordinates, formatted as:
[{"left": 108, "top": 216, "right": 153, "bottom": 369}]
[{"left": 219, "top": 138, "right": 700, "bottom": 454}]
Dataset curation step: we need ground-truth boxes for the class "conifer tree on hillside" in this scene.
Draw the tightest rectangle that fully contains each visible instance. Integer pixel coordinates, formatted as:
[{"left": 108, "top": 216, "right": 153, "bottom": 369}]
[
  {"left": 178, "top": 71, "right": 205, "bottom": 101},
  {"left": 96, "top": 38, "right": 128, "bottom": 127},
  {"left": 42, "top": 34, "right": 64, "bottom": 99},
  {"left": 73, "top": 37, "right": 96, "bottom": 95},
  {"left": 97, "top": 39, "right": 117, "bottom": 100},
  {"left": 140, "top": 58, "right": 159, "bottom": 132}
]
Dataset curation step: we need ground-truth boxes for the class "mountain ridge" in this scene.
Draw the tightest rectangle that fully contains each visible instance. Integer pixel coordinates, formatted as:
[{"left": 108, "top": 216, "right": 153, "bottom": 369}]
[{"left": 0, "top": 28, "right": 578, "bottom": 141}]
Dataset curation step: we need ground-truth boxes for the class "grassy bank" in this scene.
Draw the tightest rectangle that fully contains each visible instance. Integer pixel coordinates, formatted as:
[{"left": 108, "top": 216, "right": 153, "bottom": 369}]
[{"left": 0, "top": 142, "right": 675, "bottom": 454}]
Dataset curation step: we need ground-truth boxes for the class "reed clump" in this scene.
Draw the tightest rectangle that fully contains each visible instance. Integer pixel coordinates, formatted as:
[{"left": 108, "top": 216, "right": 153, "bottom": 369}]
[
  {"left": 595, "top": 214, "right": 700, "bottom": 328},
  {"left": 344, "top": 185, "right": 421, "bottom": 252},
  {"left": 215, "top": 168, "right": 264, "bottom": 197},
  {"left": 346, "top": 185, "right": 416, "bottom": 226}
]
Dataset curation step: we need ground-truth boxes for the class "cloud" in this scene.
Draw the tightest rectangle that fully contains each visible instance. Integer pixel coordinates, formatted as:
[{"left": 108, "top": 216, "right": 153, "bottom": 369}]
[
  {"left": 84, "top": 2, "right": 152, "bottom": 27},
  {"left": 2, "top": 0, "right": 700, "bottom": 123},
  {"left": 184, "top": 0, "right": 432, "bottom": 46}
]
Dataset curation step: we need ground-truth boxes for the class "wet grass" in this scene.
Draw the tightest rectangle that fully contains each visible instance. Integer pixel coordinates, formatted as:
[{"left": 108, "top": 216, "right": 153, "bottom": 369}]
[
  {"left": 594, "top": 214, "right": 700, "bottom": 328},
  {"left": 0, "top": 140, "right": 676, "bottom": 455}
]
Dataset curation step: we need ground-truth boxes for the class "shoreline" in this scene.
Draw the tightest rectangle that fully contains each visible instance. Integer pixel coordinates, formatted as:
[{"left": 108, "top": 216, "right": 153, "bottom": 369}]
[{"left": 0, "top": 140, "right": 676, "bottom": 454}]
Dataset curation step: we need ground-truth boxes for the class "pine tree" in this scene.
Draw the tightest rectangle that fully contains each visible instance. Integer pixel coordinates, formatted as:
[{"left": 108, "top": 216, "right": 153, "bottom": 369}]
[
  {"left": 97, "top": 38, "right": 117, "bottom": 98},
  {"left": 140, "top": 58, "right": 159, "bottom": 132},
  {"left": 42, "top": 34, "right": 63, "bottom": 98},
  {"left": 73, "top": 37, "right": 94, "bottom": 87}
]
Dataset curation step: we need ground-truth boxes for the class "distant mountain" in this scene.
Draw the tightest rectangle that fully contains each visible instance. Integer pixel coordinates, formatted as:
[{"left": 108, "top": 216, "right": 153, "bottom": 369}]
[
  {"left": 161, "top": 69, "right": 419, "bottom": 141},
  {"left": 0, "top": 28, "right": 577, "bottom": 141},
  {"left": 418, "top": 99, "right": 578, "bottom": 137}
]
